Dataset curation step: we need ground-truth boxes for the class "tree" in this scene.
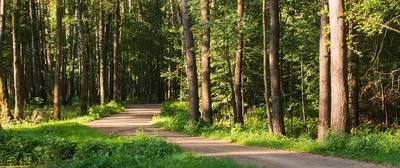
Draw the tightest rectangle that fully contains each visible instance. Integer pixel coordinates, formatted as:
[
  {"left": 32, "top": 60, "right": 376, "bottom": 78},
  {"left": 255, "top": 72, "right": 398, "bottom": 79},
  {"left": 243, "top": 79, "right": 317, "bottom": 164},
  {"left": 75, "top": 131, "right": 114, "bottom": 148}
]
[
  {"left": 318, "top": 0, "right": 330, "bottom": 141},
  {"left": 262, "top": 0, "right": 273, "bottom": 134},
  {"left": 329, "top": 0, "right": 348, "bottom": 133},
  {"left": 269, "top": 0, "right": 284, "bottom": 135},
  {"left": 77, "top": 0, "right": 88, "bottom": 115},
  {"left": 53, "top": 0, "right": 63, "bottom": 119},
  {"left": 347, "top": 0, "right": 359, "bottom": 128},
  {"left": 181, "top": 0, "right": 200, "bottom": 122},
  {"left": 113, "top": 0, "right": 120, "bottom": 102},
  {"left": 0, "top": 0, "right": 11, "bottom": 121},
  {"left": 12, "top": 0, "right": 23, "bottom": 120},
  {"left": 99, "top": 0, "right": 106, "bottom": 105},
  {"left": 201, "top": 0, "right": 212, "bottom": 123},
  {"left": 233, "top": 0, "right": 244, "bottom": 124}
]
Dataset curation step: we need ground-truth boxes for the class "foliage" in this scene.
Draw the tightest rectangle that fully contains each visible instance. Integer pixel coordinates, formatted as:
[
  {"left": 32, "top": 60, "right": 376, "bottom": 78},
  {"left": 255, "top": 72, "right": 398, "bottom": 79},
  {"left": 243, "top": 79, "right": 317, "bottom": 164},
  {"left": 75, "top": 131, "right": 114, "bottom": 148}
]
[
  {"left": 88, "top": 101, "right": 125, "bottom": 119},
  {"left": 152, "top": 101, "right": 400, "bottom": 166},
  {"left": 1, "top": 102, "right": 125, "bottom": 129}
]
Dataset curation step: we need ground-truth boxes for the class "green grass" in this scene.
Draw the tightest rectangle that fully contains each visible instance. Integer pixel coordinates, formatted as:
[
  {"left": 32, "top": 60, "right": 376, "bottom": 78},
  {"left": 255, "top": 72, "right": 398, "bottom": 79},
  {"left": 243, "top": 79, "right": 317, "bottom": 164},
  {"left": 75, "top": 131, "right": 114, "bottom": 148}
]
[
  {"left": 0, "top": 102, "right": 256, "bottom": 168},
  {"left": 151, "top": 101, "right": 400, "bottom": 166}
]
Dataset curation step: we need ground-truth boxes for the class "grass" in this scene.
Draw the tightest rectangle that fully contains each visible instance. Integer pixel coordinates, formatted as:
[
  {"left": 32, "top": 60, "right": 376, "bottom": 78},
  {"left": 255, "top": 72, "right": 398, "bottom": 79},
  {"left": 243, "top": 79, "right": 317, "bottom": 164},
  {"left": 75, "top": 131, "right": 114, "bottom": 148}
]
[
  {"left": 0, "top": 101, "right": 256, "bottom": 168},
  {"left": 151, "top": 101, "right": 400, "bottom": 166}
]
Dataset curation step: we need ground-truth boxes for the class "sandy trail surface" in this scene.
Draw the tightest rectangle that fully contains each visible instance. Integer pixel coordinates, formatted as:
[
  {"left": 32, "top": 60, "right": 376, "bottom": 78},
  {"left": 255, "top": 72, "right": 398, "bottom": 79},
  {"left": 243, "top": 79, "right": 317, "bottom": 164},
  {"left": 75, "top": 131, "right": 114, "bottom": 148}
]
[{"left": 86, "top": 104, "right": 394, "bottom": 168}]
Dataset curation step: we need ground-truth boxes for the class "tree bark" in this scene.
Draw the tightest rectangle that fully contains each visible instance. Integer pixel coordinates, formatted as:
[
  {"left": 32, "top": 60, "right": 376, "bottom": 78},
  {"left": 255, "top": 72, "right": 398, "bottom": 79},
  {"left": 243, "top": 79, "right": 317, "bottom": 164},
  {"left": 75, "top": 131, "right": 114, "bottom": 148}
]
[
  {"left": 99, "top": 0, "right": 105, "bottom": 105},
  {"left": 68, "top": 1, "right": 78, "bottom": 106},
  {"left": 53, "top": 0, "right": 63, "bottom": 120},
  {"left": 44, "top": 0, "right": 53, "bottom": 96},
  {"left": 13, "top": 0, "right": 23, "bottom": 120},
  {"left": 181, "top": 0, "right": 200, "bottom": 123},
  {"left": 263, "top": 0, "right": 273, "bottom": 134},
  {"left": 77, "top": 0, "right": 87, "bottom": 114},
  {"left": 329, "top": 0, "right": 348, "bottom": 133},
  {"left": 318, "top": 0, "right": 330, "bottom": 141},
  {"left": 113, "top": 0, "right": 120, "bottom": 102},
  {"left": 201, "top": 0, "right": 212, "bottom": 123},
  {"left": 269, "top": 0, "right": 284, "bottom": 135},
  {"left": 0, "top": 0, "right": 11, "bottom": 121},
  {"left": 233, "top": 0, "right": 244, "bottom": 124}
]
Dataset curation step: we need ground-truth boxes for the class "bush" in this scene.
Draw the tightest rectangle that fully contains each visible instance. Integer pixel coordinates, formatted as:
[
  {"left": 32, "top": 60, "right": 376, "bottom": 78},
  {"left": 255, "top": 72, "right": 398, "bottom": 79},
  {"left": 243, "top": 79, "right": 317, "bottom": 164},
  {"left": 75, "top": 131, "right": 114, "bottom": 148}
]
[
  {"left": 88, "top": 101, "right": 125, "bottom": 119},
  {"left": 0, "top": 131, "right": 76, "bottom": 165}
]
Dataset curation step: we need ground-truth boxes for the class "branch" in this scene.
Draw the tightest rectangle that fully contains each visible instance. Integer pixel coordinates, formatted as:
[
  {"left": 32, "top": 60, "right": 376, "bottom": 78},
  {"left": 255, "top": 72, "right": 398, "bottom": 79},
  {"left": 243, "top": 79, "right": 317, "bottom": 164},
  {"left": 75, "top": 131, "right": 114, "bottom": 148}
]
[{"left": 380, "top": 24, "right": 400, "bottom": 34}]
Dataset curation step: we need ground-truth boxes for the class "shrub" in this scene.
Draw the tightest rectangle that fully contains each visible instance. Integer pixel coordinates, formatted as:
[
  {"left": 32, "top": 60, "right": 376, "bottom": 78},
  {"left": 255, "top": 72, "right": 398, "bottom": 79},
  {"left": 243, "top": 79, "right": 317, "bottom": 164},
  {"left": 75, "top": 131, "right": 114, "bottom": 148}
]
[
  {"left": 88, "top": 101, "right": 125, "bottom": 119},
  {"left": 0, "top": 131, "right": 76, "bottom": 165}
]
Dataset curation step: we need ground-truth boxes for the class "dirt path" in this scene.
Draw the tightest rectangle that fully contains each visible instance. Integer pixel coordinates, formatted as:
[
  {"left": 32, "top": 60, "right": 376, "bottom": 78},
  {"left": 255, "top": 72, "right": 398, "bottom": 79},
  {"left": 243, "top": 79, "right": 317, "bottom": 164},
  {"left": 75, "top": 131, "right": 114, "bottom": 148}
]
[{"left": 86, "top": 104, "right": 393, "bottom": 168}]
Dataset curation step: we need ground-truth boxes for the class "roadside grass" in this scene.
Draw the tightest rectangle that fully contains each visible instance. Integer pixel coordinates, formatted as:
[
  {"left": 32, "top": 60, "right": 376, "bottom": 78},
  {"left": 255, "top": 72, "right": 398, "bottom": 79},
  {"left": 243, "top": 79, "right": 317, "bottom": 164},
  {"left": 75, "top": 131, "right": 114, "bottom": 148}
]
[
  {"left": 0, "top": 102, "right": 256, "bottom": 168},
  {"left": 151, "top": 101, "right": 400, "bottom": 166}
]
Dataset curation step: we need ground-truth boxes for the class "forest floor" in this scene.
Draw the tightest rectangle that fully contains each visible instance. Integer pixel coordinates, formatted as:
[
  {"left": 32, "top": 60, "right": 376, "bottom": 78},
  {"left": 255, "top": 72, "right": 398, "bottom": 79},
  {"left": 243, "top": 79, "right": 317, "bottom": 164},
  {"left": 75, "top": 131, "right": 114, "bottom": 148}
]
[{"left": 86, "top": 104, "right": 393, "bottom": 168}]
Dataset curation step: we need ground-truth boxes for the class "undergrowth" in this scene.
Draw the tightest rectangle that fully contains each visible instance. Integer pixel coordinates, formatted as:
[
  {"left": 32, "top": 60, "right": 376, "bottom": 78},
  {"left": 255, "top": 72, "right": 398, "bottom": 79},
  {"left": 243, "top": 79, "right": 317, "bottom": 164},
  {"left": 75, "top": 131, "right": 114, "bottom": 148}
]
[{"left": 151, "top": 101, "right": 400, "bottom": 166}]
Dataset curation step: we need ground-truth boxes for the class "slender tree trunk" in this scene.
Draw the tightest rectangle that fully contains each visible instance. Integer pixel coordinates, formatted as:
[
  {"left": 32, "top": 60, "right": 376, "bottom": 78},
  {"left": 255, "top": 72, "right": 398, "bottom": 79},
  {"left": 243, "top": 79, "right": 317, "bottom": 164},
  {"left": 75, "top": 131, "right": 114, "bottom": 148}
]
[
  {"left": 0, "top": 0, "right": 11, "bottom": 121},
  {"left": 318, "top": 0, "right": 330, "bottom": 141},
  {"left": 201, "top": 0, "right": 212, "bottom": 123},
  {"left": 348, "top": 13, "right": 359, "bottom": 128},
  {"left": 262, "top": 0, "right": 273, "bottom": 134},
  {"left": 329, "top": 0, "right": 348, "bottom": 133},
  {"left": 53, "top": 0, "right": 63, "bottom": 120},
  {"left": 44, "top": 0, "right": 53, "bottom": 96},
  {"left": 68, "top": 3, "right": 77, "bottom": 106},
  {"left": 99, "top": 1, "right": 105, "bottom": 105},
  {"left": 13, "top": 0, "right": 23, "bottom": 120},
  {"left": 77, "top": 0, "right": 87, "bottom": 114},
  {"left": 113, "top": 0, "right": 120, "bottom": 102},
  {"left": 233, "top": 0, "right": 244, "bottom": 124},
  {"left": 181, "top": 0, "right": 200, "bottom": 122},
  {"left": 269, "top": 0, "right": 284, "bottom": 135}
]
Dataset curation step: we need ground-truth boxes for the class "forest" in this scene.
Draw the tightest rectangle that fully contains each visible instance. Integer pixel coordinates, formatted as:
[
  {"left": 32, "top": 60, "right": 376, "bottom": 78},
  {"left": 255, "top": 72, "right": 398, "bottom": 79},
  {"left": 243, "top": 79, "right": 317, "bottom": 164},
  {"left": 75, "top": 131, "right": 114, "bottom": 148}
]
[{"left": 0, "top": 0, "right": 399, "bottom": 167}]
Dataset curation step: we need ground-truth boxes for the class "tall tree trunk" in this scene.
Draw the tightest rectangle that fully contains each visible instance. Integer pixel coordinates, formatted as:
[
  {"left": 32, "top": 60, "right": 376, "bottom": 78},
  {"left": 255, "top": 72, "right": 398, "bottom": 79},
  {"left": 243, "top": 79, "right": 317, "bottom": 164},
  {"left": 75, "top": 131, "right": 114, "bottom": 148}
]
[
  {"left": 329, "top": 0, "right": 348, "bottom": 133},
  {"left": 99, "top": 0, "right": 105, "bottom": 105},
  {"left": 269, "top": 0, "right": 284, "bottom": 135},
  {"left": 113, "top": 0, "right": 120, "bottom": 102},
  {"left": 44, "top": 0, "right": 53, "bottom": 96},
  {"left": 53, "top": 0, "right": 63, "bottom": 120},
  {"left": 13, "top": 0, "right": 23, "bottom": 120},
  {"left": 201, "top": 0, "right": 212, "bottom": 123},
  {"left": 77, "top": 0, "right": 87, "bottom": 114},
  {"left": 0, "top": 0, "right": 10, "bottom": 121},
  {"left": 347, "top": 9, "right": 359, "bottom": 128},
  {"left": 181, "top": 0, "right": 200, "bottom": 123},
  {"left": 262, "top": 0, "right": 273, "bottom": 134},
  {"left": 233, "top": 0, "right": 244, "bottom": 124},
  {"left": 68, "top": 2, "right": 77, "bottom": 106},
  {"left": 318, "top": 0, "right": 330, "bottom": 141}
]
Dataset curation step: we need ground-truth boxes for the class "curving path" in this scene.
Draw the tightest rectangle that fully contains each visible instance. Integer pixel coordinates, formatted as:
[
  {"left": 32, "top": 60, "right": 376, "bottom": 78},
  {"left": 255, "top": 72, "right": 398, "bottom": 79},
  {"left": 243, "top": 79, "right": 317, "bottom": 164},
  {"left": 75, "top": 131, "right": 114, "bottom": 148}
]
[{"left": 86, "top": 104, "right": 394, "bottom": 168}]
